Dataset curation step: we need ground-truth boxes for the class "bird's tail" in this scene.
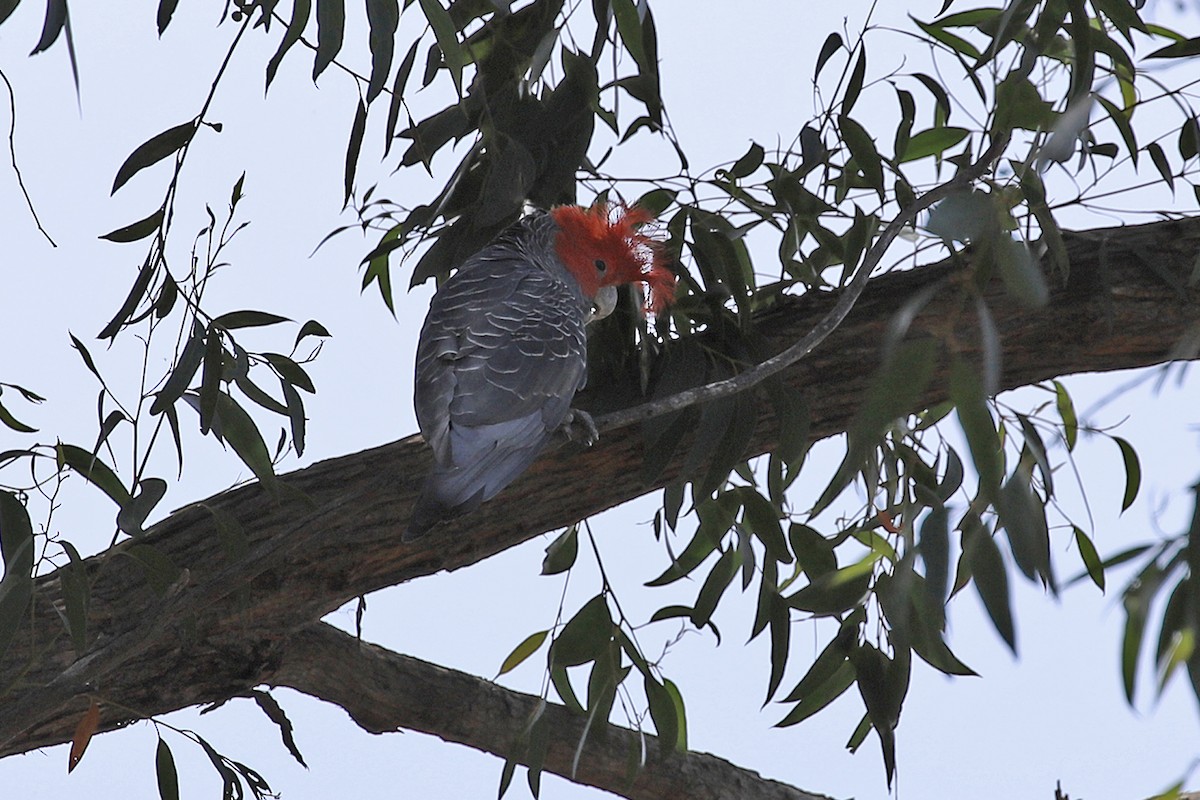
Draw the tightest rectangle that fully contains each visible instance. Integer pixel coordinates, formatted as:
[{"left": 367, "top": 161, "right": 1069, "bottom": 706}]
[{"left": 403, "top": 431, "right": 549, "bottom": 541}]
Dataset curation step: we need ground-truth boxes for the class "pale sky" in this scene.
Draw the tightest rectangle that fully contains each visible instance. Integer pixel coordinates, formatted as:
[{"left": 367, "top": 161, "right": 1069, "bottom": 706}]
[{"left": 2, "top": 2, "right": 1200, "bottom": 798}]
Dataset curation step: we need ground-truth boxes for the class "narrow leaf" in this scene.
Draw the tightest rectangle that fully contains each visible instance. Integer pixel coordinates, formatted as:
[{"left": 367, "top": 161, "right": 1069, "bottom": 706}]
[
  {"left": 56, "top": 443, "right": 131, "bottom": 507},
  {"left": 498, "top": 630, "right": 549, "bottom": 677},
  {"left": 1113, "top": 436, "right": 1141, "bottom": 512},
  {"left": 68, "top": 699, "right": 101, "bottom": 773},
  {"left": 30, "top": 0, "right": 66, "bottom": 55},
  {"left": 157, "top": 0, "right": 179, "bottom": 34},
  {"left": 345, "top": 97, "right": 367, "bottom": 203},
  {"left": 313, "top": 0, "right": 345, "bottom": 80},
  {"left": 99, "top": 207, "right": 165, "bottom": 243},
  {"left": 266, "top": 0, "right": 311, "bottom": 89},
  {"left": 814, "top": 32, "right": 843, "bottom": 81},
  {"left": 365, "top": 0, "right": 399, "bottom": 102},
  {"left": 156, "top": 738, "right": 180, "bottom": 800},
  {"left": 112, "top": 122, "right": 197, "bottom": 194},
  {"left": 418, "top": 0, "right": 465, "bottom": 94}
]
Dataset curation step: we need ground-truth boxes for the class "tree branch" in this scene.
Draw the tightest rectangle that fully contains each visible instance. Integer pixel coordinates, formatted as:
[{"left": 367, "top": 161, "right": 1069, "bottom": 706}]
[
  {"left": 271, "top": 622, "right": 834, "bottom": 800},
  {"left": 4, "top": 216, "right": 1200, "bottom": 772}
]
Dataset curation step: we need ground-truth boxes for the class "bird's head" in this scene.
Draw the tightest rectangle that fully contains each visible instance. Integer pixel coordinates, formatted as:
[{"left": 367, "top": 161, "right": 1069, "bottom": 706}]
[{"left": 550, "top": 203, "right": 675, "bottom": 316}]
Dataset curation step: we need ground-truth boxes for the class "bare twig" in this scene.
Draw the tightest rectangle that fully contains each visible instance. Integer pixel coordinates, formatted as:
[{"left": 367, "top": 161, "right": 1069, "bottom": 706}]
[{"left": 0, "top": 68, "right": 56, "bottom": 247}]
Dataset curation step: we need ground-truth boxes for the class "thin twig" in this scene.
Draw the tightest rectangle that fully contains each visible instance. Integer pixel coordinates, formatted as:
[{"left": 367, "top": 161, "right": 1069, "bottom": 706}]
[{"left": 0, "top": 68, "right": 57, "bottom": 247}]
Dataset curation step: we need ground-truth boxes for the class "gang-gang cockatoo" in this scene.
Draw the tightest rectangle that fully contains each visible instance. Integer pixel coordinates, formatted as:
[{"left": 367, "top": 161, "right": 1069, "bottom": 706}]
[{"left": 405, "top": 204, "right": 674, "bottom": 539}]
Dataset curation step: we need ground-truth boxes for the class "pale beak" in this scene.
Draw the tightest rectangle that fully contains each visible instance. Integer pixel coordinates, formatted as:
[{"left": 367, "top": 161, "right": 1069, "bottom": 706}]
[{"left": 586, "top": 286, "right": 618, "bottom": 325}]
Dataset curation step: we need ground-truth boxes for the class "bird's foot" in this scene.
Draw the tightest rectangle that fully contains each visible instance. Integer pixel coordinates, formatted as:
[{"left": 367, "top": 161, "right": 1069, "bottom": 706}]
[{"left": 559, "top": 408, "right": 600, "bottom": 447}]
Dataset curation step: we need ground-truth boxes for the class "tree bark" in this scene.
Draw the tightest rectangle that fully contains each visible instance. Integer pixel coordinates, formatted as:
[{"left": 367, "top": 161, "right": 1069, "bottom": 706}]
[
  {"left": 3, "top": 217, "right": 1199, "bottom": 795},
  {"left": 271, "top": 623, "right": 835, "bottom": 800}
]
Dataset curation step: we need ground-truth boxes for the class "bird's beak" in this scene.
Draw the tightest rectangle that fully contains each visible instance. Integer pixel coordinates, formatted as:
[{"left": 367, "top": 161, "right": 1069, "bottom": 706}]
[{"left": 586, "top": 286, "right": 618, "bottom": 325}]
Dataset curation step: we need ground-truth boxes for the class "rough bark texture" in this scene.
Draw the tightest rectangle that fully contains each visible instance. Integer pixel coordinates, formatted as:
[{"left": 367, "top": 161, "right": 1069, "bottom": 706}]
[
  {"left": 3, "top": 217, "right": 1199, "bottom": 795},
  {"left": 271, "top": 623, "right": 834, "bottom": 800}
]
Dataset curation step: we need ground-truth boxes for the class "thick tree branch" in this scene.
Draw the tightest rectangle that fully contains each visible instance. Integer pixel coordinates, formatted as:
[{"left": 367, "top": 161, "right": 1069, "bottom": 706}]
[
  {"left": 271, "top": 623, "right": 833, "bottom": 800},
  {"left": 4, "top": 217, "right": 1200, "bottom": 777}
]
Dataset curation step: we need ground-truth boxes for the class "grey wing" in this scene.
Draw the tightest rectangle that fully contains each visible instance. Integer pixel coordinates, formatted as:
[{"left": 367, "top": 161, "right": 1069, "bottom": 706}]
[{"left": 414, "top": 255, "right": 589, "bottom": 471}]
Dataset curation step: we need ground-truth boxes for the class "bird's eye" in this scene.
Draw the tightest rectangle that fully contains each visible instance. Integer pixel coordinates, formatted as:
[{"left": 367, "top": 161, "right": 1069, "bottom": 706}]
[{"left": 594, "top": 259, "right": 607, "bottom": 273}]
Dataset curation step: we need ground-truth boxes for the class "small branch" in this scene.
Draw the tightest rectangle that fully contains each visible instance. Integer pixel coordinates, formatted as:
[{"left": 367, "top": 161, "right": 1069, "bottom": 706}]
[
  {"left": 0, "top": 68, "right": 56, "bottom": 247},
  {"left": 271, "top": 622, "right": 836, "bottom": 800}
]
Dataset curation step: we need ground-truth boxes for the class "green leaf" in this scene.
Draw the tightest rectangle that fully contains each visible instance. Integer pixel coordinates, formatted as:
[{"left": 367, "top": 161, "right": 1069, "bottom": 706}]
[
  {"left": 551, "top": 594, "right": 611, "bottom": 667},
  {"left": 294, "top": 320, "right": 332, "bottom": 347},
  {"left": 634, "top": 188, "right": 677, "bottom": 217},
  {"left": 839, "top": 114, "right": 883, "bottom": 193},
  {"left": 0, "top": 491, "right": 35, "bottom": 661},
  {"left": 1146, "top": 36, "right": 1200, "bottom": 59},
  {"left": 280, "top": 379, "right": 307, "bottom": 457},
  {"left": 842, "top": 48, "right": 866, "bottom": 116},
  {"left": 155, "top": 738, "right": 180, "bottom": 800},
  {"left": 781, "top": 622, "right": 853, "bottom": 703},
  {"left": 766, "top": 591, "right": 790, "bottom": 702},
  {"left": 645, "top": 497, "right": 732, "bottom": 586},
  {"left": 498, "top": 630, "right": 549, "bottom": 677},
  {"left": 812, "top": 339, "right": 938, "bottom": 516},
  {"left": 1072, "top": 526, "right": 1105, "bottom": 591},
  {"left": 0, "top": 398, "right": 36, "bottom": 433},
  {"left": 365, "top": 0, "right": 399, "bottom": 103},
  {"left": 345, "top": 97, "right": 368, "bottom": 203},
  {"left": 1095, "top": 94, "right": 1138, "bottom": 165},
  {"left": 99, "top": 207, "right": 165, "bottom": 243},
  {"left": 1113, "top": 436, "right": 1141, "bottom": 512},
  {"left": 58, "top": 539, "right": 88, "bottom": 654},
  {"left": 98, "top": 261, "right": 156, "bottom": 340},
  {"left": 212, "top": 393, "right": 278, "bottom": 489},
  {"left": 384, "top": 39, "right": 421, "bottom": 156},
  {"left": 786, "top": 560, "right": 873, "bottom": 616},
  {"left": 611, "top": 0, "right": 648, "bottom": 73},
  {"left": 419, "top": 0, "right": 466, "bottom": 94},
  {"left": 266, "top": 0, "right": 311, "bottom": 89},
  {"left": 997, "top": 468, "right": 1053, "bottom": 589},
  {"left": 690, "top": 547, "right": 740, "bottom": 627},
  {"left": 0, "top": 0, "right": 22, "bottom": 27},
  {"left": 212, "top": 310, "right": 291, "bottom": 330},
  {"left": 951, "top": 358, "right": 1001, "bottom": 498},
  {"left": 1147, "top": 141, "right": 1174, "bottom": 192},
  {"left": 913, "top": 16, "right": 982, "bottom": 59},
  {"left": 248, "top": 689, "right": 308, "bottom": 767},
  {"left": 112, "top": 122, "right": 196, "bottom": 194},
  {"left": 1180, "top": 116, "right": 1199, "bottom": 161},
  {"left": 963, "top": 517, "right": 1015, "bottom": 651},
  {"left": 814, "top": 32, "right": 843, "bottom": 81},
  {"left": 30, "top": 0, "right": 65, "bottom": 55},
  {"left": 1053, "top": 379, "right": 1077, "bottom": 451},
  {"left": 116, "top": 477, "right": 168, "bottom": 537},
  {"left": 725, "top": 142, "right": 764, "bottom": 180},
  {"left": 199, "top": 326, "right": 225, "bottom": 434},
  {"left": 541, "top": 525, "right": 578, "bottom": 575},
  {"left": 919, "top": 506, "right": 950, "bottom": 607},
  {"left": 313, "top": 0, "right": 345, "bottom": 80},
  {"left": 790, "top": 523, "right": 837, "bottom": 580},
  {"left": 56, "top": 443, "right": 132, "bottom": 507},
  {"left": 150, "top": 321, "right": 206, "bottom": 416},
  {"left": 156, "top": 0, "right": 179, "bottom": 34},
  {"left": 645, "top": 675, "right": 681, "bottom": 751},
  {"left": 896, "top": 127, "right": 970, "bottom": 163},
  {"left": 662, "top": 679, "right": 687, "bottom": 751},
  {"left": 265, "top": 353, "right": 316, "bottom": 393}
]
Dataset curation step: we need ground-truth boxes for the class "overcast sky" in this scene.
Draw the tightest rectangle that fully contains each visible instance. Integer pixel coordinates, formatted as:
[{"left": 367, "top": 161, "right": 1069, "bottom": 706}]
[{"left": 3, "top": 2, "right": 1200, "bottom": 798}]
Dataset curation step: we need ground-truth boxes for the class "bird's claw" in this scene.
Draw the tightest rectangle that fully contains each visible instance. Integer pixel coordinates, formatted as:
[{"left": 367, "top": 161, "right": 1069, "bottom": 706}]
[{"left": 560, "top": 408, "right": 600, "bottom": 447}]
